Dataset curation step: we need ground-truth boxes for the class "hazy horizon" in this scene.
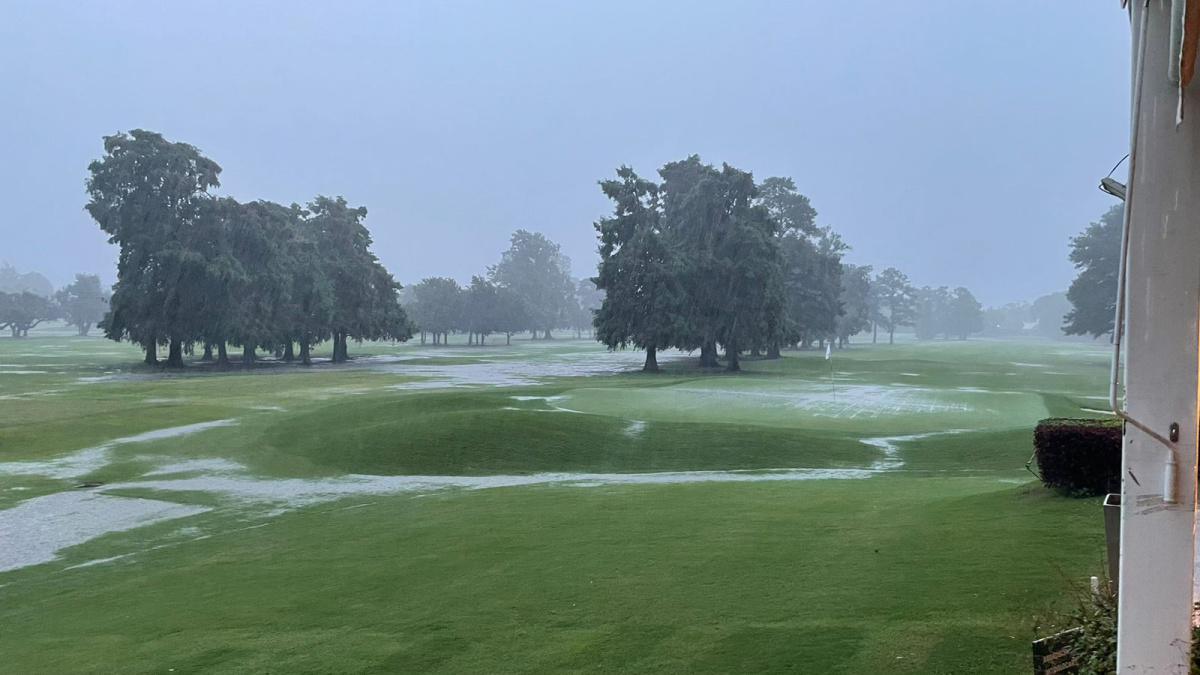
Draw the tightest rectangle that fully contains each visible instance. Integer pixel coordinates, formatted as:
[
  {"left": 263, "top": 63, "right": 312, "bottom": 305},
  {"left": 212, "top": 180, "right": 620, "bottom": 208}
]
[{"left": 2, "top": 1, "right": 1129, "bottom": 306}]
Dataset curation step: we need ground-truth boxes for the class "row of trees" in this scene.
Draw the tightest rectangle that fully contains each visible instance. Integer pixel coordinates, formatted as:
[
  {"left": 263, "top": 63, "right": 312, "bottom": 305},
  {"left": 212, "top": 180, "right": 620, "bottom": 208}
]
[
  {"left": 405, "top": 239, "right": 602, "bottom": 346},
  {"left": 55, "top": 131, "right": 998, "bottom": 368},
  {"left": 0, "top": 274, "right": 108, "bottom": 338},
  {"left": 913, "top": 286, "right": 984, "bottom": 340},
  {"left": 590, "top": 156, "right": 984, "bottom": 372},
  {"left": 87, "top": 130, "right": 409, "bottom": 367},
  {"left": 982, "top": 292, "right": 1073, "bottom": 339}
]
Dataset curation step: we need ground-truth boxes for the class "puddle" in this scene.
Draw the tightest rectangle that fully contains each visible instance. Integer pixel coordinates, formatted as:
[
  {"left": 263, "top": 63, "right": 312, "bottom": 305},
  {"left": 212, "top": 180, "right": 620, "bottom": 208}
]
[
  {"left": 0, "top": 420, "right": 969, "bottom": 574},
  {"left": 382, "top": 349, "right": 685, "bottom": 390},
  {"left": 0, "top": 419, "right": 239, "bottom": 480},
  {"left": 859, "top": 429, "right": 969, "bottom": 471},
  {"left": 0, "top": 491, "right": 208, "bottom": 572}
]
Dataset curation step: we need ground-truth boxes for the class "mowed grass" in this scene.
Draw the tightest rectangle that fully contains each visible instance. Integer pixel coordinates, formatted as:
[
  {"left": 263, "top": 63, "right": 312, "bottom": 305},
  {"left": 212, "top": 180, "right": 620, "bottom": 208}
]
[{"left": 0, "top": 329, "right": 1111, "bottom": 673}]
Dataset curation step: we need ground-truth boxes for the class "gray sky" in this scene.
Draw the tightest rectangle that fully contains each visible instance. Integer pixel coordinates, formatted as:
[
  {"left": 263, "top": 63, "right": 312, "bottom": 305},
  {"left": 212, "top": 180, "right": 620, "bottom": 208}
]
[{"left": 1, "top": 1, "right": 1128, "bottom": 306}]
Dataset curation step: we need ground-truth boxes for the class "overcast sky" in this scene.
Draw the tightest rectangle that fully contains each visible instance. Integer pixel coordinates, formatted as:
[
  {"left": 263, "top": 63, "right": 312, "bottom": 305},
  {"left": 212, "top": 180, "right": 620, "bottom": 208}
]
[{"left": 1, "top": 1, "right": 1129, "bottom": 306}]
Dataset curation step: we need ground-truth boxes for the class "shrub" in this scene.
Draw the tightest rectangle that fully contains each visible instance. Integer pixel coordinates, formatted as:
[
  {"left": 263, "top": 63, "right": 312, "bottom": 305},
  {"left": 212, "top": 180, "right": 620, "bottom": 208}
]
[
  {"left": 1044, "top": 581, "right": 1200, "bottom": 674},
  {"left": 1033, "top": 418, "right": 1122, "bottom": 496}
]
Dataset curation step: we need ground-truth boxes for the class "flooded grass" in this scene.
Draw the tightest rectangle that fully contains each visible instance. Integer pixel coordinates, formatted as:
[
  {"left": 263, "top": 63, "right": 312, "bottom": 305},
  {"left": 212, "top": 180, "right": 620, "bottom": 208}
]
[{"left": 0, "top": 331, "right": 1110, "bottom": 672}]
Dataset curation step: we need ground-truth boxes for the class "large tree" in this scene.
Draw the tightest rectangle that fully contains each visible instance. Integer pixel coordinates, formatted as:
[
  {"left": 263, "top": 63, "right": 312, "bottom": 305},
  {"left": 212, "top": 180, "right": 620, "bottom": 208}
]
[
  {"left": 874, "top": 267, "right": 916, "bottom": 344},
  {"left": 490, "top": 230, "right": 574, "bottom": 339},
  {"left": 55, "top": 274, "right": 109, "bottom": 336},
  {"left": 225, "top": 200, "right": 301, "bottom": 364},
  {"left": 571, "top": 278, "right": 604, "bottom": 338},
  {"left": 305, "top": 196, "right": 409, "bottom": 362},
  {"left": 659, "top": 157, "right": 785, "bottom": 370},
  {"left": 0, "top": 292, "right": 57, "bottom": 338},
  {"left": 758, "top": 177, "right": 839, "bottom": 356},
  {"left": 946, "top": 287, "right": 984, "bottom": 340},
  {"left": 913, "top": 286, "right": 950, "bottom": 340},
  {"left": 410, "top": 277, "right": 462, "bottom": 345},
  {"left": 593, "top": 166, "right": 680, "bottom": 372},
  {"left": 1064, "top": 205, "right": 1121, "bottom": 338},
  {"left": 658, "top": 156, "right": 724, "bottom": 366},
  {"left": 87, "top": 129, "right": 222, "bottom": 367},
  {"left": 462, "top": 275, "right": 499, "bottom": 345},
  {"left": 1030, "top": 292, "right": 1071, "bottom": 339},
  {"left": 759, "top": 176, "right": 818, "bottom": 236},
  {"left": 493, "top": 285, "right": 529, "bottom": 345},
  {"left": 778, "top": 228, "right": 844, "bottom": 351},
  {"left": 914, "top": 286, "right": 983, "bottom": 340},
  {"left": 835, "top": 264, "right": 872, "bottom": 347}
]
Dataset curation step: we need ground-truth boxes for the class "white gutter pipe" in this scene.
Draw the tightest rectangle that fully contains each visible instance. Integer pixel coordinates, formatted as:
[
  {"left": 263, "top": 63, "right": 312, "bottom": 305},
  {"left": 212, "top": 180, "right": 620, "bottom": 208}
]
[{"left": 1109, "top": 0, "right": 1180, "bottom": 504}]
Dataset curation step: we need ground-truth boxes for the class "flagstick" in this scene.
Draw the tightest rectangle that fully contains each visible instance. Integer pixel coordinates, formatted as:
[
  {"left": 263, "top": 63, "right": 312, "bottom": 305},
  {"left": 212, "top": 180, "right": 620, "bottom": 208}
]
[{"left": 825, "top": 342, "right": 834, "bottom": 399}]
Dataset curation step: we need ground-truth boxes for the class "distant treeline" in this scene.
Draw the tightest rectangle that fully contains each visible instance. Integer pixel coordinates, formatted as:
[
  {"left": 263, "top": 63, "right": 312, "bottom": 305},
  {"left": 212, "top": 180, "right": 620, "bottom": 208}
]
[
  {"left": 0, "top": 273, "right": 107, "bottom": 338},
  {"left": 404, "top": 230, "right": 602, "bottom": 345}
]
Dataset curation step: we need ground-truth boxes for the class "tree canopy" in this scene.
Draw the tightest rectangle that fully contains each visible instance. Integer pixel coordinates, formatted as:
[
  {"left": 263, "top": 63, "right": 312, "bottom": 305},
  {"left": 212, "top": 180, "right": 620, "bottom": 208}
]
[
  {"left": 0, "top": 291, "right": 58, "bottom": 338},
  {"left": 1064, "top": 205, "right": 1121, "bottom": 338},
  {"left": 914, "top": 286, "right": 983, "bottom": 340},
  {"left": 490, "top": 230, "right": 575, "bottom": 339},
  {"left": 873, "top": 268, "right": 916, "bottom": 345},
  {"left": 56, "top": 274, "right": 109, "bottom": 336},
  {"left": 0, "top": 264, "right": 54, "bottom": 297},
  {"left": 592, "top": 157, "right": 874, "bottom": 371}
]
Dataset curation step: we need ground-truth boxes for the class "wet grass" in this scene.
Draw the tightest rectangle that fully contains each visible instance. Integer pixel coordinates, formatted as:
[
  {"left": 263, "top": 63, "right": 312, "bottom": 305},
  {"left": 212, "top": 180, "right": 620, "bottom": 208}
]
[
  {"left": 0, "top": 478, "right": 1102, "bottom": 673},
  {"left": 0, "top": 327, "right": 1111, "bottom": 673}
]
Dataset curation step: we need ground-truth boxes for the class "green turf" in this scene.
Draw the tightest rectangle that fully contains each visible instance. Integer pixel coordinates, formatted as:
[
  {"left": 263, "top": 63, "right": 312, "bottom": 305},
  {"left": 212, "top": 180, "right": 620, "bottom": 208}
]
[{"left": 0, "top": 328, "right": 1112, "bottom": 673}]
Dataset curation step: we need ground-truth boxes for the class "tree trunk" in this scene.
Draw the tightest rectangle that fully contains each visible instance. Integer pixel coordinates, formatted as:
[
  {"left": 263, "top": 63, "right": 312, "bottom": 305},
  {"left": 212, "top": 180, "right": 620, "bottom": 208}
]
[
  {"left": 145, "top": 341, "right": 159, "bottom": 365},
  {"left": 217, "top": 342, "right": 229, "bottom": 365},
  {"left": 725, "top": 344, "right": 740, "bottom": 372},
  {"left": 201, "top": 343, "right": 213, "bottom": 361},
  {"left": 889, "top": 326, "right": 895, "bottom": 345},
  {"left": 700, "top": 340, "right": 719, "bottom": 368},
  {"left": 544, "top": 329, "right": 553, "bottom": 340},
  {"left": 283, "top": 342, "right": 295, "bottom": 362},
  {"left": 78, "top": 324, "right": 90, "bottom": 337},
  {"left": 480, "top": 334, "right": 486, "bottom": 345},
  {"left": 335, "top": 333, "right": 349, "bottom": 362},
  {"left": 766, "top": 342, "right": 781, "bottom": 359},
  {"left": 166, "top": 338, "right": 184, "bottom": 368},
  {"left": 872, "top": 321, "right": 878, "bottom": 344},
  {"left": 750, "top": 346, "right": 761, "bottom": 357},
  {"left": 242, "top": 345, "right": 255, "bottom": 365},
  {"left": 506, "top": 332, "right": 511, "bottom": 345},
  {"left": 643, "top": 345, "right": 660, "bottom": 372},
  {"left": 300, "top": 341, "right": 311, "bottom": 366},
  {"left": 420, "top": 331, "right": 426, "bottom": 345}
]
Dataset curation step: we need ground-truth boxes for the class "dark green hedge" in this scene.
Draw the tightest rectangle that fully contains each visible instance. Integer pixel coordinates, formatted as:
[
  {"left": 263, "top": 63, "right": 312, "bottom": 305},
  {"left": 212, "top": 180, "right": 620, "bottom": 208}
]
[{"left": 1033, "top": 417, "right": 1122, "bottom": 496}]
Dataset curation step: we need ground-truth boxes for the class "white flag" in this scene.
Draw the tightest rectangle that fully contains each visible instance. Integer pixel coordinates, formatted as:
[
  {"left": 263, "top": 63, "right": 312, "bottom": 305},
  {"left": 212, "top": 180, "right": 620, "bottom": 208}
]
[{"left": 824, "top": 343, "right": 832, "bottom": 360}]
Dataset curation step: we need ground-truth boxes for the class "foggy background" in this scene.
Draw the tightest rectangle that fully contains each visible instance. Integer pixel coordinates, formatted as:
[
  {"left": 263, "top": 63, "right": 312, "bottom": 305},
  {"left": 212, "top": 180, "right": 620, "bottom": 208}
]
[{"left": 1, "top": 1, "right": 1128, "bottom": 306}]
